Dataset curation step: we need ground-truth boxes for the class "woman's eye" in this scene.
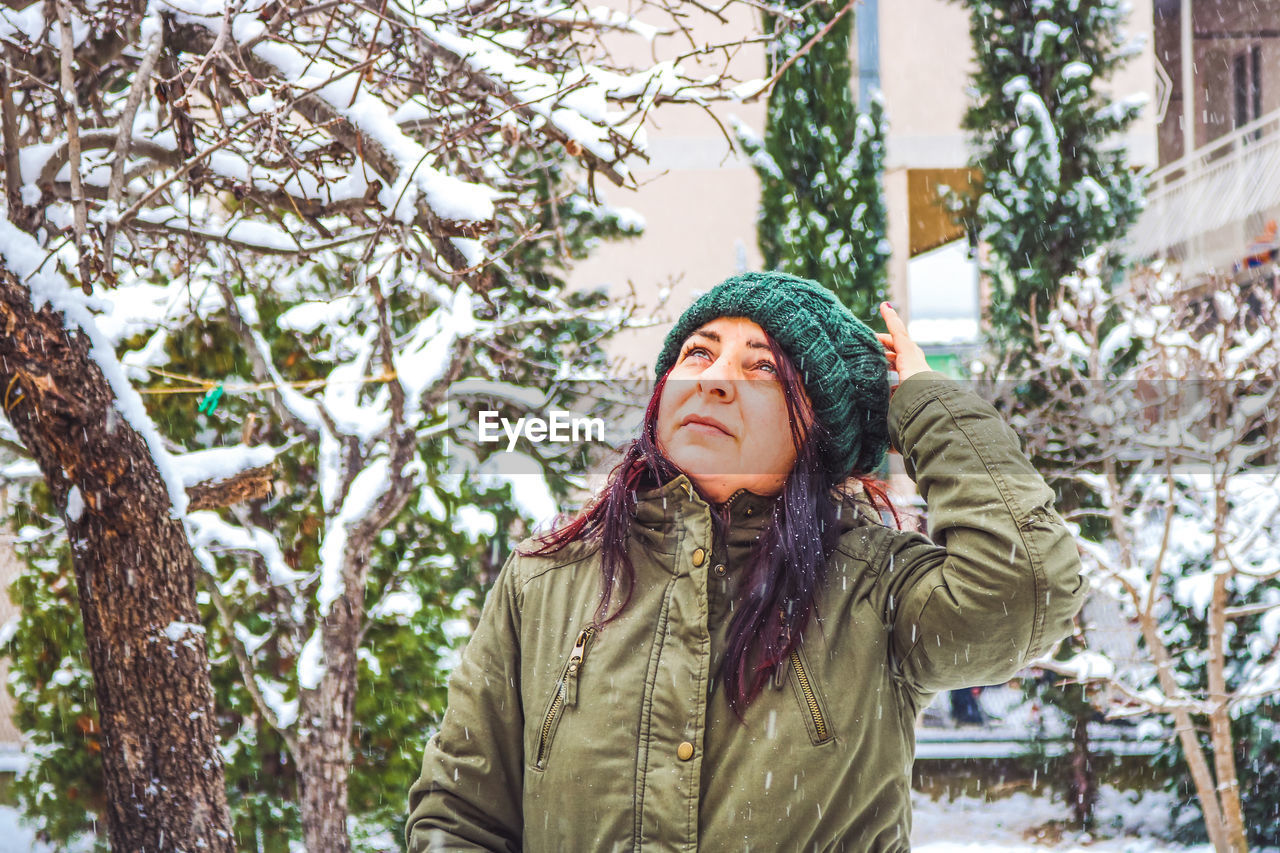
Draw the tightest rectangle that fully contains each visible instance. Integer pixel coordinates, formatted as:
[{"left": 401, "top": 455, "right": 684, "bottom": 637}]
[
  {"left": 683, "top": 345, "right": 711, "bottom": 361},
  {"left": 680, "top": 346, "right": 774, "bottom": 375}
]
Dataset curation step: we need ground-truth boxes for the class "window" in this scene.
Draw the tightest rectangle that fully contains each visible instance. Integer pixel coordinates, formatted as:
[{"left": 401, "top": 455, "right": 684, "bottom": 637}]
[{"left": 1233, "top": 44, "right": 1263, "bottom": 135}]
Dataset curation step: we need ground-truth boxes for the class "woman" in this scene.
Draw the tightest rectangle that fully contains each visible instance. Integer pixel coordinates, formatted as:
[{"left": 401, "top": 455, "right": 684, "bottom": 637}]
[{"left": 405, "top": 271, "right": 1085, "bottom": 851}]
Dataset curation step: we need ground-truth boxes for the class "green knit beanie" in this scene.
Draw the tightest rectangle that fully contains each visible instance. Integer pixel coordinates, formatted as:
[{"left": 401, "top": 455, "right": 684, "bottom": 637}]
[{"left": 654, "top": 270, "right": 891, "bottom": 480}]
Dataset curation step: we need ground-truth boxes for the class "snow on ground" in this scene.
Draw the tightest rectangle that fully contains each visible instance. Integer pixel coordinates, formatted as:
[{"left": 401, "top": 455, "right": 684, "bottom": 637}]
[
  {"left": 911, "top": 786, "right": 1210, "bottom": 852},
  {"left": 1, "top": 788, "right": 1215, "bottom": 852}
]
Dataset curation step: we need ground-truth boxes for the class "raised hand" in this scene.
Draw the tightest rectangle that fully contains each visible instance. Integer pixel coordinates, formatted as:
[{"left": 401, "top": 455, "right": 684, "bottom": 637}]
[{"left": 875, "top": 302, "right": 931, "bottom": 386}]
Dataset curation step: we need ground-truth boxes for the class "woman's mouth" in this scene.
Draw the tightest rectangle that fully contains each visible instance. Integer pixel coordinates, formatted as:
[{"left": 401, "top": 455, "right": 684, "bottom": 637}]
[{"left": 681, "top": 415, "right": 733, "bottom": 437}]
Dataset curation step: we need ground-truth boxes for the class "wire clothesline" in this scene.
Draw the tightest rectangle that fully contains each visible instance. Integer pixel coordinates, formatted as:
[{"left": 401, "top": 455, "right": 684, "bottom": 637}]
[{"left": 138, "top": 365, "right": 400, "bottom": 396}]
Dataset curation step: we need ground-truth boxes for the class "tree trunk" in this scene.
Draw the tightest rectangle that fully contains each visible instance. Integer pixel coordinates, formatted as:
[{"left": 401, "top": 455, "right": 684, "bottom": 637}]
[
  {"left": 1069, "top": 710, "right": 1096, "bottom": 829},
  {"left": 295, "top": 557, "right": 367, "bottom": 853},
  {"left": 1171, "top": 711, "right": 1237, "bottom": 853},
  {"left": 1208, "top": 464, "right": 1248, "bottom": 853},
  {"left": 0, "top": 267, "right": 234, "bottom": 852},
  {"left": 1207, "top": 597, "right": 1248, "bottom": 851},
  {"left": 1133, "top": 606, "right": 1231, "bottom": 852}
]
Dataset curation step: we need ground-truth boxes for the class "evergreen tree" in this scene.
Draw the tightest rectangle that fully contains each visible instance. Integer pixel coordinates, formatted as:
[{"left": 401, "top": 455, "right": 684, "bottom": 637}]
[
  {"left": 732, "top": 1, "right": 890, "bottom": 318},
  {"left": 949, "top": 0, "right": 1145, "bottom": 357}
]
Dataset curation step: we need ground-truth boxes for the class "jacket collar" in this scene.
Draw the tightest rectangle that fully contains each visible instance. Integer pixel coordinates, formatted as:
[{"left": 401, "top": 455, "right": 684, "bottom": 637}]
[
  {"left": 630, "top": 472, "right": 778, "bottom": 569},
  {"left": 629, "top": 472, "right": 883, "bottom": 571}
]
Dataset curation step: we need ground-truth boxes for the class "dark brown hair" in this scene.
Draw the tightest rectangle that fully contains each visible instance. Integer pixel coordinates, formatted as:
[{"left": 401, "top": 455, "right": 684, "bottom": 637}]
[{"left": 519, "top": 330, "right": 901, "bottom": 714}]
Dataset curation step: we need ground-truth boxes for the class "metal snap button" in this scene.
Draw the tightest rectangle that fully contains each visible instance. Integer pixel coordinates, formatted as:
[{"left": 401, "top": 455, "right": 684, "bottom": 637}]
[
  {"left": 714, "top": 563, "right": 726, "bottom": 577},
  {"left": 677, "top": 741, "right": 695, "bottom": 761},
  {"left": 692, "top": 548, "right": 706, "bottom": 567}
]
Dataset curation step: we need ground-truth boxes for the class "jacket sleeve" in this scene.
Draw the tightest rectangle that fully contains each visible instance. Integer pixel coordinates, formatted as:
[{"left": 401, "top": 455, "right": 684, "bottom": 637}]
[
  {"left": 405, "top": 551, "right": 524, "bottom": 852},
  {"left": 874, "top": 370, "right": 1086, "bottom": 697}
]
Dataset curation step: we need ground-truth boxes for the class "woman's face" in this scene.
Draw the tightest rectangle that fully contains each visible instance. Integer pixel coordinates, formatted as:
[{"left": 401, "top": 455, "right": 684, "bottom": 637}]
[{"left": 655, "top": 316, "right": 810, "bottom": 504}]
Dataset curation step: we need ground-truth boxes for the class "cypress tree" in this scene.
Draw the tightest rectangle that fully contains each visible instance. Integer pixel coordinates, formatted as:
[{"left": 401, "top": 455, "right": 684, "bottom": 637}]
[
  {"left": 949, "top": 0, "right": 1145, "bottom": 357},
  {"left": 733, "top": 0, "right": 890, "bottom": 318}
]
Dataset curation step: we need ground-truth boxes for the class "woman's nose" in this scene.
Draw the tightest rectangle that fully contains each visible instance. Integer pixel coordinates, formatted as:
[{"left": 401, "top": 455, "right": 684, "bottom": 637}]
[{"left": 697, "top": 356, "right": 740, "bottom": 398}]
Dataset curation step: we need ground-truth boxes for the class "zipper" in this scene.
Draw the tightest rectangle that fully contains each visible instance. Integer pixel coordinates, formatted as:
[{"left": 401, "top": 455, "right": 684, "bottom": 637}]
[
  {"left": 535, "top": 626, "right": 596, "bottom": 768},
  {"left": 790, "top": 646, "right": 832, "bottom": 744},
  {"left": 713, "top": 487, "right": 753, "bottom": 534}
]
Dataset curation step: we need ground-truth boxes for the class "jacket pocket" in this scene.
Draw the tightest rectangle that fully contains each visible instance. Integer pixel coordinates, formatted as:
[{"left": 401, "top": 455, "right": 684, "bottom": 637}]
[
  {"left": 533, "top": 625, "right": 597, "bottom": 770},
  {"left": 788, "top": 643, "right": 835, "bottom": 746}
]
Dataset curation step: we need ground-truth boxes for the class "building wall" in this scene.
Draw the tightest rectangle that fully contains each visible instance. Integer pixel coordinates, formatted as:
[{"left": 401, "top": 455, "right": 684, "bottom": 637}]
[
  {"left": 1155, "top": 0, "right": 1280, "bottom": 166},
  {"left": 1114, "top": 0, "right": 1161, "bottom": 168},
  {"left": 1192, "top": 0, "right": 1280, "bottom": 146},
  {"left": 1141, "top": 0, "right": 1280, "bottom": 269}
]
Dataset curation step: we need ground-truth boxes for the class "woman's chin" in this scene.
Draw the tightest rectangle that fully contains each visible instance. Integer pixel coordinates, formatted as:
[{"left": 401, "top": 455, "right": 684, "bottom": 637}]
[{"left": 663, "top": 444, "right": 786, "bottom": 497}]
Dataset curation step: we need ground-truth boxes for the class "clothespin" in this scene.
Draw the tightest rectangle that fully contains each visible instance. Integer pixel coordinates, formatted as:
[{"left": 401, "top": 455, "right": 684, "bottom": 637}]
[{"left": 197, "top": 384, "right": 225, "bottom": 416}]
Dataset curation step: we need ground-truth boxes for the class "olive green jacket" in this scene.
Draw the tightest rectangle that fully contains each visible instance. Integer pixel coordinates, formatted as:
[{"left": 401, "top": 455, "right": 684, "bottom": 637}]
[{"left": 405, "top": 371, "right": 1086, "bottom": 851}]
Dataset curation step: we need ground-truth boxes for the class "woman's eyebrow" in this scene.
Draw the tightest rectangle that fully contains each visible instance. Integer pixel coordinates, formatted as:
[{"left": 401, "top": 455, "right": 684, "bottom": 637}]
[{"left": 689, "top": 329, "right": 771, "bottom": 350}]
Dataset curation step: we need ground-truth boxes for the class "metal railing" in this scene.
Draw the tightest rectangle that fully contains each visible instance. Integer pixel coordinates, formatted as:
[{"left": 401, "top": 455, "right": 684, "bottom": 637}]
[
  {"left": 1128, "top": 107, "right": 1280, "bottom": 270},
  {"left": 914, "top": 681, "right": 1166, "bottom": 760}
]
